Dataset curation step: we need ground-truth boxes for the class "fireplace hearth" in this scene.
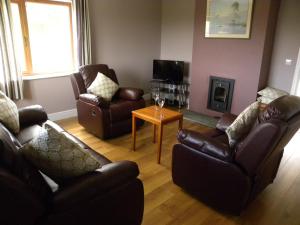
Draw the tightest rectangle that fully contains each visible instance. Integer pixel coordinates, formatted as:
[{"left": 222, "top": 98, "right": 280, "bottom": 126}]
[{"left": 207, "top": 76, "right": 235, "bottom": 113}]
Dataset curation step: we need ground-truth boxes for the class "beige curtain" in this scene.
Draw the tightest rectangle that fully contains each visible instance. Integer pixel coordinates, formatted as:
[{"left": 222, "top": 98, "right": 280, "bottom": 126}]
[
  {"left": 0, "top": 0, "right": 23, "bottom": 100},
  {"left": 74, "top": 0, "right": 92, "bottom": 67}
]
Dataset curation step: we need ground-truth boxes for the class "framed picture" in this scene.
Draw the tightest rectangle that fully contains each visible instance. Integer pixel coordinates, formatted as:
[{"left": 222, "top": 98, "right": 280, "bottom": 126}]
[{"left": 205, "top": 0, "right": 254, "bottom": 39}]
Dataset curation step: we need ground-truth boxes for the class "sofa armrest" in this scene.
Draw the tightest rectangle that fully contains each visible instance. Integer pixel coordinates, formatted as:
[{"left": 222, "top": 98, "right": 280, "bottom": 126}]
[
  {"left": 53, "top": 161, "right": 139, "bottom": 211},
  {"left": 216, "top": 113, "right": 237, "bottom": 132},
  {"left": 79, "top": 93, "right": 109, "bottom": 108},
  {"left": 18, "top": 105, "right": 48, "bottom": 128},
  {"left": 117, "top": 87, "right": 144, "bottom": 101},
  {"left": 177, "top": 129, "right": 232, "bottom": 161}
]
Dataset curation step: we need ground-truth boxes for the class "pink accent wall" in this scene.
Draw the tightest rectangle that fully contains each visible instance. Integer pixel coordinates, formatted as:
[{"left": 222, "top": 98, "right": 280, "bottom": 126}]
[{"left": 190, "top": 0, "right": 281, "bottom": 116}]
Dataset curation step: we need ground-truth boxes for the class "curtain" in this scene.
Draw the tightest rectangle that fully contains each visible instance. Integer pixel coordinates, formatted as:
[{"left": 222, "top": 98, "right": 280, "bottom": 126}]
[
  {"left": 0, "top": 0, "right": 23, "bottom": 100},
  {"left": 74, "top": 0, "right": 92, "bottom": 67}
]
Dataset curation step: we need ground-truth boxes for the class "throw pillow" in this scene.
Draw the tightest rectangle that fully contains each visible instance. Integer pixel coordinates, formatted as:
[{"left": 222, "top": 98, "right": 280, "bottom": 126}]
[
  {"left": 21, "top": 126, "right": 100, "bottom": 181},
  {"left": 0, "top": 91, "right": 20, "bottom": 133},
  {"left": 257, "top": 86, "right": 288, "bottom": 99},
  {"left": 87, "top": 72, "right": 119, "bottom": 101},
  {"left": 257, "top": 96, "right": 274, "bottom": 104},
  {"left": 226, "top": 101, "right": 260, "bottom": 147}
]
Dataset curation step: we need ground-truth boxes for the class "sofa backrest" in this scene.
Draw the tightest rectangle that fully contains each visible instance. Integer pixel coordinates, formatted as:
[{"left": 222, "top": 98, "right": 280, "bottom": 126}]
[
  {"left": 71, "top": 64, "right": 119, "bottom": 100},
  {"left": 79, "top": 64, "right": 119, "bottom": 88},
  {"left": 234, "top": 95, "right": 300, "bottom": 177}
]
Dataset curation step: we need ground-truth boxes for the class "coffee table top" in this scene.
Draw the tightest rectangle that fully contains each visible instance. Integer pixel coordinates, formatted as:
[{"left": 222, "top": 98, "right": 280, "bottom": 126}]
[{"left": 132, "top": 105, "right": 183, "bottom": 125}]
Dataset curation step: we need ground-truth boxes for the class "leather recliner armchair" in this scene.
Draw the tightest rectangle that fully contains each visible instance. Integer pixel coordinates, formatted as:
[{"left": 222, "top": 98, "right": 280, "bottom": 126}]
[
  {"left": 172, "top": 95, "right": 300, "bottom": 214},
  {"left": 0, "top": 105, "right": 144, "bottom": 225},
  {"left": 71, "top": 64, "right": 145, "bottom": 139}
]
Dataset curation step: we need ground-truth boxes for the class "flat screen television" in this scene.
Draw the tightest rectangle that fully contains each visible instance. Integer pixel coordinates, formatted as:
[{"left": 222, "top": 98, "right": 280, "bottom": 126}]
[{"left": 153, "top": 59, "right": 184, "bottom": 84}]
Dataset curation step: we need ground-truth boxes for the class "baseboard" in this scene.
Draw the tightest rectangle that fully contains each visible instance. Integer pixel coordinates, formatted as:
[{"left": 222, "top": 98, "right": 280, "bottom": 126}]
[{"left": 48, "top": 108, "right": 77, "bottom": 121}]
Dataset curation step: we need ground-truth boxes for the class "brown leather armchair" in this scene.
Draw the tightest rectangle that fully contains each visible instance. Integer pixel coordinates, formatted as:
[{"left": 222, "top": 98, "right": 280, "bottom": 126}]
[
  {"left": 0, "top": 105, "right": 144, "bottom": 225},
  {"left": 71, "top": 64, "right": 145, "bottom": 139},
  {"left": 172, "top": 95, "right": 300, "bottom": 214}
]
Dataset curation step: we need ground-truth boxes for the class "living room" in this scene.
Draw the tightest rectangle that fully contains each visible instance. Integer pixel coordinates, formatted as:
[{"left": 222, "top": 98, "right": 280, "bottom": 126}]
[{"left": 0, "top": 0, "right": 300, "bottom": 225}]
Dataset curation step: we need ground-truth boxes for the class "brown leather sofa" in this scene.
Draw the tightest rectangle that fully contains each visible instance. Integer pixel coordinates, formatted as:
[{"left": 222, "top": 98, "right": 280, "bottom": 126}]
[
  {"left": 71, "top": 64, "right": 145, "bottom": 139},
  {"left": 172, "top": 95, "right": 300, "bottom": 214},
  {"left": 0, "top": 105, "right": 144, "bottom": 225}
]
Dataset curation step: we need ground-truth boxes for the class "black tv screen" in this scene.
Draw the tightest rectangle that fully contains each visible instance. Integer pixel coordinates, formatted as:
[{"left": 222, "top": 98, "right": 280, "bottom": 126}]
[{"left": 153, "top": 60, "right": 184, "bottom": 83}]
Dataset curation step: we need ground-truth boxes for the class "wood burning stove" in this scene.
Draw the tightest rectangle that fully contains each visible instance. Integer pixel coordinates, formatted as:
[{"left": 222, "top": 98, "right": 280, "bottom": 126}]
[{"left": 207, "top": 76, "right": 235, "bottom": 113}]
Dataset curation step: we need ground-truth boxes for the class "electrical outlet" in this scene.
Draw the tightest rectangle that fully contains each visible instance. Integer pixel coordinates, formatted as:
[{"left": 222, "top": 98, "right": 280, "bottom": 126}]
[{"left": 285, "top": 59, "right": 293, "bottom": 66}]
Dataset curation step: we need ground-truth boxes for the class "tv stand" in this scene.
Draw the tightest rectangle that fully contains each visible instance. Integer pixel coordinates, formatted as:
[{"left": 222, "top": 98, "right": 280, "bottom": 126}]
[{"left": 150, "top": 79, "right": 189, "bottom": 108}]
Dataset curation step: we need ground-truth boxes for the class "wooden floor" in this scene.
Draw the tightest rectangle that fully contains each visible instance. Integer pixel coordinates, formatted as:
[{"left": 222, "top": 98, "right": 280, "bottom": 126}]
[{"left": 57, "top": 117, "right": 300, "bottom": 225}]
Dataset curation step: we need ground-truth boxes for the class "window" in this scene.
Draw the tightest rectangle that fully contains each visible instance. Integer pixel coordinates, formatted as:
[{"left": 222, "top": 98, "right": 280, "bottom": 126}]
[{"left": 11, "top": 0, "right": 75, "bottom": 75}]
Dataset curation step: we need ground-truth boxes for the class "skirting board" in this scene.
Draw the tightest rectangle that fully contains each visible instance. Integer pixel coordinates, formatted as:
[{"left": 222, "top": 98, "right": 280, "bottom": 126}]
[{"left": 48, "top": 109, "right": 77, "bottom": 121}]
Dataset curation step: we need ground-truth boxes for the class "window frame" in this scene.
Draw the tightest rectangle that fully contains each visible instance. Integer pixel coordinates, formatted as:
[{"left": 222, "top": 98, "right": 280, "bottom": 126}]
[{"left": 11, "top": 0, "right": 75, "bottom": 76}]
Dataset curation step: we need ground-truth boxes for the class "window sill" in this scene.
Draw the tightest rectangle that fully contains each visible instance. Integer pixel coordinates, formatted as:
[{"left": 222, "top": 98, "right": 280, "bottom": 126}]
[{"left": 22, "top": 71, "right": 77, "bottom": 81}]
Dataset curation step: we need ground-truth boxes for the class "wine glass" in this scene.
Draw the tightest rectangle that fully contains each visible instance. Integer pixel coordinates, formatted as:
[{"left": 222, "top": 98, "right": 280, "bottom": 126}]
[
  {"left": 157, "top": 97, "right": 165, "bottom": 118},
  {"left": 153, "top": 88, "right": 160, "bottom": 109},
  {"left": 157, "top": 97, "right": 165, "bottom": 109}
]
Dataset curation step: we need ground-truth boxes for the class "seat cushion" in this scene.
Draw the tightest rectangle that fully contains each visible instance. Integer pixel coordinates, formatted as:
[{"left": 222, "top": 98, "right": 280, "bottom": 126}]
[
  {"left": 109, "top": 99, "right": 145, "bottom": 123},
  {"left": 197, "top": 129, "right": 229, "bottom": 147},
  {"left": 200, "top": 128, "right": 223, "bottom": 138},
  {"left": 17, "top": 125, "right": 44, "bottom": 145}
]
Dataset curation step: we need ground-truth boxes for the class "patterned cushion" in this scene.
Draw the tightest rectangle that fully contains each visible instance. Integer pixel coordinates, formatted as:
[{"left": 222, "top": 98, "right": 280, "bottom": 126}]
[
  {"left": 257, "top": 96, "right": 274, "bottom": 104},
  {"left": 257, "top": 86, "right": 288, "bottom": 99},
  {"left": 226, "top": 101, "right": 260, "bottom": 147},
  {"left": 21, "top": 125, "right": 100, "bottom": 181},
  {"left": 87, "top": 72, "right": 119, "bottom": 101},
  {"left": 0, "top": 91, "right": 20, "bottom": 133}
]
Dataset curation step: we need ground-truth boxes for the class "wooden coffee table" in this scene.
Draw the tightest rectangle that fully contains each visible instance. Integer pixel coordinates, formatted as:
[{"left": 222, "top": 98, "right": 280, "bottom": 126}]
[{"left": 132, "top": 106, "right": 183, "bottom": 164}]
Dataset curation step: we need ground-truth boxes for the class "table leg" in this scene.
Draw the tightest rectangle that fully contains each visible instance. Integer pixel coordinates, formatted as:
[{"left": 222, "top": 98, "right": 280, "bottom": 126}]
[
  {"left": 153, "top": 124, "right": 156, "bottom": 143},
  {"left": 179, "top": 116, "right": 183, "bottom": 130},
  {"left": 157, "top": 124, "right": 163, "bottom": 164},
  {"left": 132, "top": 115, "right": 136, "bottom": 151}
]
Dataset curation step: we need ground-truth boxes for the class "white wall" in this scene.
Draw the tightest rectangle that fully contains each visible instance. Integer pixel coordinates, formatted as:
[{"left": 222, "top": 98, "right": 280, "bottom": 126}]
[
  {"left": 89, "top": 0, "right": 162, "bottom": 92},
  {"left": 160, "top": 0, "right": 196, "bottom": 77},
  {"left": 16, "top": 76, "right": 76, "bottom": 114},
  {"left": 268, "top": 0, "right": 300, "bottom": 92}
]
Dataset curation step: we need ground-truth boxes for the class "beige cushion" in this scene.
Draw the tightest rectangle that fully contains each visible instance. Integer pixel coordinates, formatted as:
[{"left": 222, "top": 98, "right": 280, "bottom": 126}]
[
  {"left": 258, "top": 86, "right": 288, "bottom": 99},
  {"left": 21, "top": 125, "right": 100, "bottom": 181},
  {"left": 87, "top": 72, "right": 119, "bottom": 101},
  {"left": 226, "top": 101, "right": 260, "bottom": 147},
  {"left": 0, "top": 91, "right": 20, "bottom": 133},
  {"left": 257, "top": 96, "right": 273, "bottom": 104}
]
